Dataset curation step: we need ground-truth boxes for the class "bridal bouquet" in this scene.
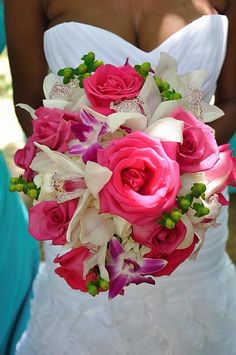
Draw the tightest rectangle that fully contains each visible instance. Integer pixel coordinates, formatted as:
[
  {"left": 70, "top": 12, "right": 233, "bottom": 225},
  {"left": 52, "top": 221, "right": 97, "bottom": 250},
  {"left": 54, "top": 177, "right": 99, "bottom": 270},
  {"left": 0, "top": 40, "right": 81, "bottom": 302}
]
[{"left": 11, "top": 52, "right": 236, "bottom": 298}]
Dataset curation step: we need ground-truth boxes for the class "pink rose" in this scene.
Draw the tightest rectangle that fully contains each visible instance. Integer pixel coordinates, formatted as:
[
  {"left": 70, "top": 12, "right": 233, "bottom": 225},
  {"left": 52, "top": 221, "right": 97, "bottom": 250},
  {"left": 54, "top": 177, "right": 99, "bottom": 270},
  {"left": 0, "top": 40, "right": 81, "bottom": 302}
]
[
  {"left": 145, "top": 235, "right": 199, "bottom": 276},
  {"left": 14, "top": 137, "right": 37, "bottom": 181},
  {"left": 133, "top": 220, "right": 187, "bottom": 254},
  {"left": 83, "top": 64, "right": 144, "bottom": 111},
  {"left": 54, "top": 247, "right": 96, "bottom": 291},
  {"left": 172, "top": 108, "right": 219, "bottom": 173},
  {"left": 32, "top": 107, "right": 81, "bottom": 152},
  {"left": 29, "top": 199, "right": 78, "bottom": 245},
  {"left": 97, "top": 131, "right": 181, "bottom": 225},
  {"left": 204, "top": 144, "right": 236, "bottom": 195}
]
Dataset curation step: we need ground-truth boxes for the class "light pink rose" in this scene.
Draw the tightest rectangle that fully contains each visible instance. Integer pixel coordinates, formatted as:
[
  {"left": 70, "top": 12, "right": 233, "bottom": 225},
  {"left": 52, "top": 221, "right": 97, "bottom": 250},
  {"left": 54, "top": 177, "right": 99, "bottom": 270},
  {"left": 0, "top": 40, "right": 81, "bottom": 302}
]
[
  {"left": 54, "top": 247, "right": 96, "bottom": 291},
  {"left": 83, "top": 64, "right": 144, "bottom": 111},
  {"left": 97, "top": 131, "right": 181, "bottom": 225},
  {"left": 204, "top": 144, "right": 236, "bottom": 195},
  {"left": 133, "top": 220, "right": 187, "bottom": 254},
  {"left": 32, "top": 107, "right": 81, "bottom": 152},
  {"left": 172, "top": 108, "right": 219, "bottom": 173},
  {"left": 14, "top": 137, "right": 37, "bottom": 181},
  {"left": 29, "top": 199, "right": 78, "bottom": 245}
]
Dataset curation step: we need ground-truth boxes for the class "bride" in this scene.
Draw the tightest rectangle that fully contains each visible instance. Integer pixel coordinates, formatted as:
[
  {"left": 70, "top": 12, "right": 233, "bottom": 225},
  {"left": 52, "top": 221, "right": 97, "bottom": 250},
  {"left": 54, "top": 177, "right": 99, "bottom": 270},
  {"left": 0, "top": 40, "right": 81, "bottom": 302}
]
[{"left": 5, "top": 0, "right": 236, "bottom": 354}]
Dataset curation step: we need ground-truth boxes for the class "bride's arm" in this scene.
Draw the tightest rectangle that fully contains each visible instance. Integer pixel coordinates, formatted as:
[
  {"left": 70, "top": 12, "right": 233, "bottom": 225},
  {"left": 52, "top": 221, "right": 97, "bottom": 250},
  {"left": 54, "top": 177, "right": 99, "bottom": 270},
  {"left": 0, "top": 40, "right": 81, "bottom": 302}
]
[
  {"left": 211, "top": 0, "right": 236, "bottom": 144},
  {"left": 5, "top": 0, "right": 48, "bottom": 137}
]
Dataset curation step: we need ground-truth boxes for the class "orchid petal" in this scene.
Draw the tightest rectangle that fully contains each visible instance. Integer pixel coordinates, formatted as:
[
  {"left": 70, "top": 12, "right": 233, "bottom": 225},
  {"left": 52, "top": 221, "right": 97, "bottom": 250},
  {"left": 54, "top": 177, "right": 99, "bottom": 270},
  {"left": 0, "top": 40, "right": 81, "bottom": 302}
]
[
  {"left": 84, "top": 244, "right": 109, "bottom": 280},
  {"left": 109, "top": 237, "right": 124, "bottom": 261},
  {"left": 145, "top": 117, "right": 184, "bottom": 143},
  {"left": 107, "top": 112, "right": 147, "bottom": 133},
  {"left": 139, "top": 258, "right": 167, "bottom": 274},
  {"left": 43, "top": 73, "right": 59, "bottom": 99},
  {"left": 80, "top": 208, "right": 115, "bottom": 246},
  {"left": 201, "top": 102, "right": 225, "bottom": 123},
  {"left": 109, "top": 274, "right": 128, "bottom": 299},
  {"left": 84, "top": 161, "right": 112, "bottom": 198},
  {"left": 149, "top": 100, "right": 180, "bottom": 124},
  {"left": 33, "top": 143, "right": 84, "bottom": 175},
  {"left": 66, "top": 190, "right": 91, "bottom": 243},
  {"left": 43, "top": 99, "right": 72, "bottom": 110},
  {"left": 138, "top": 74, "right": 161, "bottom": 120},
  {"left": 16, "top": 103, "right": 37, "bottom": 119},
  {"left": 81, "top": 105, "right": 107, "bottom": 123},
  {"left": 176, "top": 214, "right": 195, "bottom": 249},
  {"left": 181, "top": 70, "right": 208, "bottom": 90}
]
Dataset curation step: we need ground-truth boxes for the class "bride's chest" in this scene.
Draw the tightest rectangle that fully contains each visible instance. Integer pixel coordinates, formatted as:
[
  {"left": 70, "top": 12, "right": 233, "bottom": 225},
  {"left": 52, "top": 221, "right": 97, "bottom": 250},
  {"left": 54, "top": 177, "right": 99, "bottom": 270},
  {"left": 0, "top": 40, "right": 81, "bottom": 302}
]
[{"left": 43, "top": 0, "right": 217, "bottom": 53}]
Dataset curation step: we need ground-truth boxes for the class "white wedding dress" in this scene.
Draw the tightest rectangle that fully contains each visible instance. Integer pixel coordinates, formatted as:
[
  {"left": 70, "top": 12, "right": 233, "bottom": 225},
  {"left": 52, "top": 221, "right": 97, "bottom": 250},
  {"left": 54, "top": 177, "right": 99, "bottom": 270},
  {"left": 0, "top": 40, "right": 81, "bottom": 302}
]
[{"left": 16, "top": 15, "right": 236, "bottom": 355}]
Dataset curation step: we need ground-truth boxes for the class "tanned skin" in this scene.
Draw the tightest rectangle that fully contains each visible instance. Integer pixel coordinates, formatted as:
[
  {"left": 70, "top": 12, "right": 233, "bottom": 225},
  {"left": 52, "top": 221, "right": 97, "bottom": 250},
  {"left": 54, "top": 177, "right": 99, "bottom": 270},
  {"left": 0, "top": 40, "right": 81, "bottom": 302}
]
[{"left": 4, "top": 0, "right": 234, "bottom": 144}]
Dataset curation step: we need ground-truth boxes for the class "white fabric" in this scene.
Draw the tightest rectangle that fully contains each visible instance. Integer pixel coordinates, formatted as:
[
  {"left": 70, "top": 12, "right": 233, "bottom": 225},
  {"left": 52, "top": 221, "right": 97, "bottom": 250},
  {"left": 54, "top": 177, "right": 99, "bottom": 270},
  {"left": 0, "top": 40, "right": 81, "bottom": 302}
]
[{"left": 17, "top": 15, "right": 236, "bottom": 355}]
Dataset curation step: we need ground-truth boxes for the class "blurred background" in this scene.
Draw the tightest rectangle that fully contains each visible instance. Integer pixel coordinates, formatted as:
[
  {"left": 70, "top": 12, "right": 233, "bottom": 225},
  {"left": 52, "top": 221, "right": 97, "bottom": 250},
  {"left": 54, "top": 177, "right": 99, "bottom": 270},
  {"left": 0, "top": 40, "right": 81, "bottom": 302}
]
[{"left": 0, "top": 48, "right": 235, "bottom": 264}]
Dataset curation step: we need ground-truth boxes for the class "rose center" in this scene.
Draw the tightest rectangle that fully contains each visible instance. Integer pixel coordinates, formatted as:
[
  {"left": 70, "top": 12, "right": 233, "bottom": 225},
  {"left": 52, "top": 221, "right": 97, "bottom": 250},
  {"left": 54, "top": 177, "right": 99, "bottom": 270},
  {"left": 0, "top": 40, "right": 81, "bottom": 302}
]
[
  {"left": 121, "top": 168, "right": 146, "bottom": 191},
  {"left": 180, "top": 132, "right": 196, "bottom": 154}
]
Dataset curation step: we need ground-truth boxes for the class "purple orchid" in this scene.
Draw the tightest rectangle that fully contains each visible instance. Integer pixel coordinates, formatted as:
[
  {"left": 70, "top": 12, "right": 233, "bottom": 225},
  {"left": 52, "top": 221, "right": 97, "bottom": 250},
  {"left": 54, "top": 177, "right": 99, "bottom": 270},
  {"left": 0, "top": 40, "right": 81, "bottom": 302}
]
[
  {"left": 107, "top": 238, "right": 167, "bottom": 299},
  {"left": 69, "top": 110, "right": 108, "bottom": 162}
]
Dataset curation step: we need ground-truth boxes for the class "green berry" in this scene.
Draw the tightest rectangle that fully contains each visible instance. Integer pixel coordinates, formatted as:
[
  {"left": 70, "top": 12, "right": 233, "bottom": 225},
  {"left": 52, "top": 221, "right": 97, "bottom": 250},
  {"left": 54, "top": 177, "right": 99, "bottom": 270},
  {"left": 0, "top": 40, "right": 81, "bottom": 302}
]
[
  {"left": 141, "top": 62, "right": 151, "bottom": 73},
  {"left": 83, "top": 72, "right": 91, "bottom": 79},
  {"left": 78, "top": 64, "right": 88, "bottom": 74},
  {"left": 10, "top": 177, "right": 19, "bottom": 184},
  {"left": 170, "top": 209, "right": 182, "bottom": 222},
  {"left": 27, "top": 182, "right": 36, "bottom": 189},
  {"left": 191, "top": 183, "right": 207, "bottom": 198},
  {"left": 99, "top": 278, "right": 109, "bottom": 291},
  {"left": 165, "top": 218, "right": 176, "bottom": 229},
  {"left": 161, "top": 82, "right": 170, "bottom": 91},
  {"left": 178, "top": 197, "right": 191, "bottom": 211},
  {"left": 63, "top": 67, "right": 73, "bottom": 78},
  {"left": 154, "top": 76, "right": 163, "bottom": 88},
  {"left": 16, "top": 184, "right": 24, "bottom": 192},
  {"left": 9, "top": 184, "right": 17, "bottom": 192},
  {"left": 87, "top": 282, "right": 98, "bottom": 297},
  {"left": 172, "top": 92, "right": 182, "bottom": 100},
  {"left": 86, "top": 52, "right": 95, "bottom": 63},
  {"left": 27, "top": 189, "right": 38, "bottom": 199},
  {"left": 94, "top": 60, "right": 104, "bottom": 69}
]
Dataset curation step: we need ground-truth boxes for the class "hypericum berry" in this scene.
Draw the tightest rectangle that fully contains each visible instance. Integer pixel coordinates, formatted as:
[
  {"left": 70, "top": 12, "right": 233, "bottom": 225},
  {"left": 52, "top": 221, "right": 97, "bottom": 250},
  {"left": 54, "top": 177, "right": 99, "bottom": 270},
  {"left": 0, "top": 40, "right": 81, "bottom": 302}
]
[
  {"left": 99, "top": 278, "right": 109, "bottom": 291},
  {"left": 87, "top": 282, "right": 98, "bottom": 297},
  {"left": 78, "top": 63, "right": 88, "bottom": 74},
  {"left": 170, "top": 209, "right": 182, "bottom": 222},
  {"left": 165, "top": 218, "right": 176, "bottom": 229},
  {"left": 191, "top": 183, "right": 207, "bottom": 198},
  {"left": 27, "top": 189, "right": 38, "bottom": 199}
]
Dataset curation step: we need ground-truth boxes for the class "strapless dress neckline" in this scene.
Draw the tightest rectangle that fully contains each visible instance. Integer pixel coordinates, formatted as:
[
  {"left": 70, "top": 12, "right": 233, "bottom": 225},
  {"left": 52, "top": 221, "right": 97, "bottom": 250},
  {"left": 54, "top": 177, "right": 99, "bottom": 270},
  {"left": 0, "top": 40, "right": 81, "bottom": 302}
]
[{"left": 44, "top": 14, "right": 227, "bottom": 55}]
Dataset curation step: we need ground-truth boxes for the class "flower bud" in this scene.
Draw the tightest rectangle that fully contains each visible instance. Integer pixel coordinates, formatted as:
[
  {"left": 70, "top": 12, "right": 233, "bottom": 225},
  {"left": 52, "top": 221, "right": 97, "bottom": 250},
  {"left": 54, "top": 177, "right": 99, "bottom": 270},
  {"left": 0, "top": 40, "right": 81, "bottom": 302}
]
[
  {"left": 86, "top": 52, "right": 95, "bottom": 63},
  {"left": 191, "top": 183, "right": 207, "bottom": 198}
]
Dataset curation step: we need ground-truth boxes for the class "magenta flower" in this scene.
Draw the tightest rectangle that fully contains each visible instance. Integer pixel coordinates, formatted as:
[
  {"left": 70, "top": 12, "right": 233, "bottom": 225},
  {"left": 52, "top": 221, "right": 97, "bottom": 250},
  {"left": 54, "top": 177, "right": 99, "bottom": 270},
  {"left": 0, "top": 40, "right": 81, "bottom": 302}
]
[
  {"left": 107, "top": 238, "right": 167, "bottom": 299},
  {"left": 69, "top": 110, "right": 107, "bottom": 162}
]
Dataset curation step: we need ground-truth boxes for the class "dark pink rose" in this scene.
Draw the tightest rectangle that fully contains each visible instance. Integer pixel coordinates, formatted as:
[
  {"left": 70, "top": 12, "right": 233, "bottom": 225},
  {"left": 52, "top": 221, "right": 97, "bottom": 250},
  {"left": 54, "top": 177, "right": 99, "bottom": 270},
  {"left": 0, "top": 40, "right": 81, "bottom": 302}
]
[
  {"left": 133, "top": 220, "right": 187, "bottom": 254},
  {"left": 54, "top": 247, "right": 96, "bottom": 291},
  {"left": 14, "top": 137, "right": 37, "bottom": 181},
  {"left": 145, "top": 235, "right": 199, "bottom": 276},
  {"left": 97, "top": 131, "right": 181, "bottom": 225},
  {"left": 32, "top": 107, "right": 81, "bottom": 152},
  {"left": 29, "top": 199, "right": 78, "bottom": 245},
  {"left": 83, "top": 64, "right": 144, "bottom": 110},
  {"left": 172, "top": 108, "right": 219, "bottom": 173}
]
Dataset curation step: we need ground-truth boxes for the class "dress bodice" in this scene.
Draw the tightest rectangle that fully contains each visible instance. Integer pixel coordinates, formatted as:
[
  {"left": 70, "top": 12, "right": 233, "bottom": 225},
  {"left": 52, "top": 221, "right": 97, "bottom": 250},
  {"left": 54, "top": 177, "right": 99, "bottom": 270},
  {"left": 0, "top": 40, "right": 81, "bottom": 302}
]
[{"left": 44, "top": 15, "right": 228, "bottom": 102}]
